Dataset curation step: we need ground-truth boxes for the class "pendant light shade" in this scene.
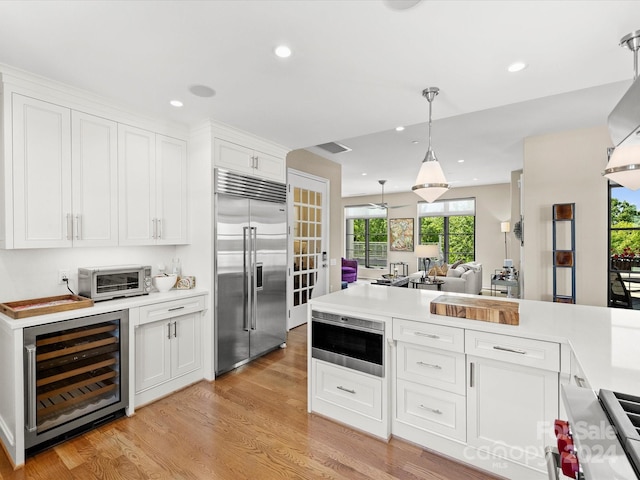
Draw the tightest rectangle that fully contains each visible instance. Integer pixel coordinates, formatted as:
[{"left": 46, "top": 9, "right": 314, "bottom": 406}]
[
  {"left": 411, "top": 87, "right": 449, "bottom": 203},
  {"left": 603, "top": 144, "right": 640, "bottom": 190}
]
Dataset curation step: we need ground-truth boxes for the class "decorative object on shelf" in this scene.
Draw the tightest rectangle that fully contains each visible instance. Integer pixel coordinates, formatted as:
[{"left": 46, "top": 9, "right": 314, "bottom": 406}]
[
  {"left": 500, "top": 221, "right": 511, "bottom": 263},
  {"left": 605, "top": 29, "right": 640, "bottom": 190},
  {"left": 411, "top": 87, "right": 449, "bottom": 203},
  {"left": 176, "top": 276, "right": 196, "bottom": 289},
  {"left": 552, "top": 203, "right": 576, "bottom": 303},
  {"left": 415, "top": 243, "right": 440, "bottom": 281},
  {"left": 389, "top": 218, "right": 414, "bottom": 251}
]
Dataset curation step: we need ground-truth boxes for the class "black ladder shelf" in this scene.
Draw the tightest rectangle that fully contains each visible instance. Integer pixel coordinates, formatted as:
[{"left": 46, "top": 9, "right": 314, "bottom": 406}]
[{"left": 552, "top": 203, "right": 576, "bottom": 303}]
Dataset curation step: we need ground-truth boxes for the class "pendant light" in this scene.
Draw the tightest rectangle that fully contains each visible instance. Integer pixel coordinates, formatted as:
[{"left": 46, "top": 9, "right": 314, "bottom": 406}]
[
  {"left": 604, "top": 29, "right": 640, "bottom": 189},
  {"left": 412, "top": 87, "right": 449, "bottom": 203}
]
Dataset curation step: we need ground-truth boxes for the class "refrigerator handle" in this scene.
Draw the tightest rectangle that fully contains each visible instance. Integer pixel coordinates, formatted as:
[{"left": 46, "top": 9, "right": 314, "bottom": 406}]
[
  {"left": 243, "top": 226, "right": 251, "bottom": 331},
  {"left": 251, "top": 226, "right": 258, "bottom": 330}
]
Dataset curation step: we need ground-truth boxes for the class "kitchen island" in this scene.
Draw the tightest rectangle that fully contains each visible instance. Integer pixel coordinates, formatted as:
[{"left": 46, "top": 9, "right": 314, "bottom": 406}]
[
  {"left": 0, "top": 288, "right": 209, "bottom": 467},
  {"left": 308, "top": 284, "right": 640, "bottom": 480}
]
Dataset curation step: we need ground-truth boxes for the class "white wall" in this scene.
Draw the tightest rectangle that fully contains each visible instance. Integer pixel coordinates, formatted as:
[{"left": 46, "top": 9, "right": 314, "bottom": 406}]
[
  {"left": 0, "top": 246, "right": 178, "bottom": 302},
  {"left": 523, "top": 125, "right": 610, "bottom": 306},
  {"left": 341, "top": 183, "right": 512, "bottom": 290}
]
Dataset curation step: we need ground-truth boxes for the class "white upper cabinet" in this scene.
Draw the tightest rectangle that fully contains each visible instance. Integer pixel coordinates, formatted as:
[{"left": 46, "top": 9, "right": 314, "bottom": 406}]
[
  {"left": 215, "top": 138, "right": 285, "bottom": 183},
  {"left": 71, "top": 111, "right": 118, "bottom": 247},
  {"left": 155, "top": 134, "right": 187, "bottom": 245},
  {"left": 12, "top": 94, "right": 72, "bottom": 248},
  {"left": 118, "top": 125, "right": 188, "bottom": 246},
  {"left": 12, "top": 96, "right": 117, "bottom": 248}
]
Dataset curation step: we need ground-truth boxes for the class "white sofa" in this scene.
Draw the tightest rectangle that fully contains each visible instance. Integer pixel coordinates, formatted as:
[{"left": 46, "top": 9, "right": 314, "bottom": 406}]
[{"left": 409, "top": 262, "right": 482, "bottom": 295}]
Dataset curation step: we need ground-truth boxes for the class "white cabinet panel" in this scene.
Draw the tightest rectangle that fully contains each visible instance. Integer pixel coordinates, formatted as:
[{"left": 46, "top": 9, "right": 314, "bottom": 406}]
[
  {"left": 467, "top": 355, "right": 558, "bottom": 470},
  {"left": 135, "top": 320, "right": 172, "bottom": 392},
  {"left": 155, "top": 135, "right": 187, "bottom": 245},
  {"left": 396, "top": 342, "right": 465, "bottom": 395},
  {"left": 393, "top": 318, "right": 464, "bottom": 353},
  {"left": 172, "top": 312, "right": 202, "bottom": 378},
  {"left": 215, "top": 138, "right": 285, "bottom": 182},
  {"left": 397, "top": 379, "right": 466, "bottom": 442},
  {"left": 12, "top": 94, "right": 72, "bottom": 248},
  {"left": 118, "top": 124, "right": 156, "bottom": 245},
  {"left": 71, "top": 111, "right": 118, "bottom": 246}
]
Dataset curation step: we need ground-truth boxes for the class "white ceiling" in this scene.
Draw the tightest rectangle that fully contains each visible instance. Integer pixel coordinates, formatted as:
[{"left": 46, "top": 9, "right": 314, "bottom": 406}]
[{"left": 0, "top": 0, "right": 638, "bottom": 196}]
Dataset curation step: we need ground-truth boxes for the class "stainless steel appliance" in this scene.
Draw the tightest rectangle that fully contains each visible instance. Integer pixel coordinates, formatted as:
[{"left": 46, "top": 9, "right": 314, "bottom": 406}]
[
  {"left": 23, "top": 309, "right": 129, "bottom": 455},
  {"left": 545, "top": 385, "right": 639, "bottom": 479},
  {"left": 78, "top": 265, "right": 152, "bottom": 301},
  {"left": 214, "top": 169, "right": 287, "bottom": 376},
  {"left": 311, "top": 310, "right": 384, "bottom": 377}
]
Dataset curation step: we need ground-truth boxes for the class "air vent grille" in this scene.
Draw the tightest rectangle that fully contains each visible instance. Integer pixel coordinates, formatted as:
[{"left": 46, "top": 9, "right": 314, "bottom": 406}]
[
  {"left": 215, "top": 169, "right": 286, "bottom": 203},
  {"left": 316, "top": 142, "right": 352, "bottom": 154}
]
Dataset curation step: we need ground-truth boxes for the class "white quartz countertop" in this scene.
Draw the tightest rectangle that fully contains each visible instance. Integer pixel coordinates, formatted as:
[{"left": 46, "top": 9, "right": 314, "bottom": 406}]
[
  {"left": 0, "top": 288, "right": 209, "bottom": 330},
  {"left": 309, "top": 284, "right": 640, "bottom": 397}
]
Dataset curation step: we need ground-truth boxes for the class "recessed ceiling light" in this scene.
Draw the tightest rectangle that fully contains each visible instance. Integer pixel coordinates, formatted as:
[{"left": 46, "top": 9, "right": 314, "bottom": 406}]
[
  {"left": 395, "top": 126, "right": 405, "bottom": 132},
  {"left": 458, "top": 159, "right": 465, "bottom": 163},
  {"left": 362, "top": 173, "right": 367, "bottom": 176},
  {"left": 170, "top": 100, "right": 183, "bottom": 107},
  {"left": 507, "top": 61, "right": 527, "bottom": 73},
  {"left": 412, "top": 140, "right": 419, "bottom": 144},
  {"left": 274, "top": 45, "right": 292, "bottom": 58},
  {"left": 189, "top": 84, "right": 216, "bottom": 98},
  {"left": 473, "top": 177, "right": 479, "bottom": 181}
]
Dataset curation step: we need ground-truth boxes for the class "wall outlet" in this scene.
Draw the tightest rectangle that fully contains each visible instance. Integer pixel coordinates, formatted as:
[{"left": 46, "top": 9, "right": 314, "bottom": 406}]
[{"left": 58, "top": 270, "right": 70, "bottom": 284}]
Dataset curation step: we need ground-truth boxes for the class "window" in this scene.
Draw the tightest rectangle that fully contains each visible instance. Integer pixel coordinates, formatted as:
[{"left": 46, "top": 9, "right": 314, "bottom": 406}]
[
  {"left": 345, "top": 205, "right": 387, "bottom": 267},
  {"left": 418, "top": 198, "right": 475, "bottom": 263},
  {"left": 608, "top": 183, "right": 640, "bottom": 308}
]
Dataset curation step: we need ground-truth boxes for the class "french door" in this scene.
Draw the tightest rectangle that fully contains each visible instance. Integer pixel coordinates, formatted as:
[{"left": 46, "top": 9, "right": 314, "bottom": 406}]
[{"left": 287, "top": 170, "right": 329, "bottom": 330}]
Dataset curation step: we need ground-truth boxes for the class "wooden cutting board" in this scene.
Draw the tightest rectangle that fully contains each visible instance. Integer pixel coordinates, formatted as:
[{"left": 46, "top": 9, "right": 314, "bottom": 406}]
[{"left": 429, "top": 295, "right": 519, "bottom": 325}]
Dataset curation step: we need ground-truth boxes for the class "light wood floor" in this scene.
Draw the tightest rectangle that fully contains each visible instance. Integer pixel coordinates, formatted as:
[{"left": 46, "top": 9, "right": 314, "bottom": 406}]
[{"left": 0, "top": 325, "right": 502, "bottom": 480}]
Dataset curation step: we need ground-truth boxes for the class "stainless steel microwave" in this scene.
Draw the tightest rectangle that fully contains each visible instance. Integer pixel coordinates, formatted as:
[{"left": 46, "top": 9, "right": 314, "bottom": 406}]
[{"left": 78, "top": 265, "right": 152, "bottom": 301}]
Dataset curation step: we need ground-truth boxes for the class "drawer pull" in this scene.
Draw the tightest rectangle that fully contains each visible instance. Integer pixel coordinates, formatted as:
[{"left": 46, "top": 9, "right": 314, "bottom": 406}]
[
  {"left": 419, "top": 405, "right": 442, "bottom": 415},
  {"left": 336, "top": 386, "right": 356, "bottom": 394},
  {"left": 168, "top": 306, "right": 185, "bottom": 312},
  {"left": 416, "top": 361, "right": 442, "bottom": 369},
  {"left": 493, "top": 345, "right": 527, "bottom": 355},
  {"left": 414, "top": 332, "right": 440, "bottom": 339}
]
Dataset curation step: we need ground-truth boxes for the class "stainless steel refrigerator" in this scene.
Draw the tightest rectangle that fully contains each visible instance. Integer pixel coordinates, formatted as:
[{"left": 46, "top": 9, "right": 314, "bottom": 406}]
[{"left": 214, "top": 169, "right": 287, "bottom": 376}]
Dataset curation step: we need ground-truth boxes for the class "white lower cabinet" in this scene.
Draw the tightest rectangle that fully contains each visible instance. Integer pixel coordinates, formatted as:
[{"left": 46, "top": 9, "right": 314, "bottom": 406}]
[
  {"left": 134, "top": 296, "right": 205, "bottom": 406},
  {"left": 311, "top": 359, "right": 388, "bottom": 439},
  {"left": 391, "top": 319, "right": 560, "bottom": 478}
]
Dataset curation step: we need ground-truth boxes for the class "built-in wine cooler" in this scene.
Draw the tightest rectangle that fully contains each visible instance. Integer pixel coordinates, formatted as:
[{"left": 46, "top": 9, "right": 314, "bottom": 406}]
[{"left": 23, "top": 310, "right": 129, "bottom": 455}]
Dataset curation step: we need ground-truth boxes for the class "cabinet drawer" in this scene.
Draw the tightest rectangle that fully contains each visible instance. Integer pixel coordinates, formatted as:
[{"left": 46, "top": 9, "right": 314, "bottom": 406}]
[
  {"left": 396, "top": 343, "right": 465, "bottom": 395},
  {"left": 313, "top": 360, "right": 382, "bottom": 420},
  {"left": 393, "top": 318, "right": 464, "bottom": 353},
  {"left": 138, "top": 295, "right": 206, "bottom": 325},
  {"left": 396, "top": 379, "right": 466, "bottom": 442},
  {"left": 465, "top": 330, "right": 559, "bottom": 371}
]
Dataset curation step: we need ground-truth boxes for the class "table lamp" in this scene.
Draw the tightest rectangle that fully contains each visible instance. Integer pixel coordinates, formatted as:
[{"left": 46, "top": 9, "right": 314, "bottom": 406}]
[
  {"left": 415, "top": 243, "right": 440, "bottom": 281},
  {"left": 501, "top": 221, "right": 510, "bottom": 264}
]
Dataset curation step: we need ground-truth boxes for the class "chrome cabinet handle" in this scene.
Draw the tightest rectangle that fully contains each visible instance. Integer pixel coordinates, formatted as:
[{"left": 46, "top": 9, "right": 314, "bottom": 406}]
[
  {"left": 74, "top": 214, "right": 80, "bottom": 240},
  {"left": 414, "top": 332, "right": 440, "bottom": 339},
  {"left": 337, "top": 386, "right": 356, "bottom": 394},
  {"left": 419, "top": 405, "right": 442, "bottom": 415},
  {"left": 417, "top": 361, "right": 442, "bottom": 369},
  {"left": 168, "top": 306, "right": 185, "bottom": 312},
  {"left": 173, "top": 321, "right": 177, "bottom": 338},
  {"left": 469, "top": 362, "right": 474, "bottom": 388},
  {"left": 25, "top": 344, "right": 37, "bottom": 432},
  {"left": 167, "top": 322, "right": 172, "bottom": 340},
  {"left": 493, "top": 345, "right": 527, "bottom": 355},
  {"left": 157, "top": 218, "right": 162, "bottom": 239}
]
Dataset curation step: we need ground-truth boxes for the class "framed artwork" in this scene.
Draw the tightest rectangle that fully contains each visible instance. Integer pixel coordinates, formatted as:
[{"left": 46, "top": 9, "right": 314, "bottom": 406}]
[{"left": 389, "top": 218, "right": 414, "bottom": 252}]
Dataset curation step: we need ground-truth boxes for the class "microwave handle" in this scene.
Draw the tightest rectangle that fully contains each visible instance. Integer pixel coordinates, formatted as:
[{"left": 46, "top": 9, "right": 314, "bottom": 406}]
[{"left": 25, "top": 344, "right": 37, "bottom": 432}]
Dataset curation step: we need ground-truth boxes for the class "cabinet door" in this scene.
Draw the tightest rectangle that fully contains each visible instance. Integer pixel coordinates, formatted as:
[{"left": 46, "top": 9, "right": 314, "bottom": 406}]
[
  {"left": 215, "top": 139, "right": 254, "bottom": 176},
  {"left": 12, "top": 94, "right": 72, "bottom": 248},
  {"left": 254, "top": 149, "right": 285, "bottom": 182},
  {"left": 155, "top": 135, "right": 187, "bottom": 244},
  {"left": 135, "top": 320, "right": 172, "bottom": 392},
  {"left": 171, "top": 312, "right": 202, "bottom": 378},
  {"left": 467, "top": 355, "right": 558, "bottom": 469},
  {"left": 71, "top": 111, "right": 118, "bottom": 246},
  {"left": 118, "top": 124, "right": 156, "bottom": 245}
]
